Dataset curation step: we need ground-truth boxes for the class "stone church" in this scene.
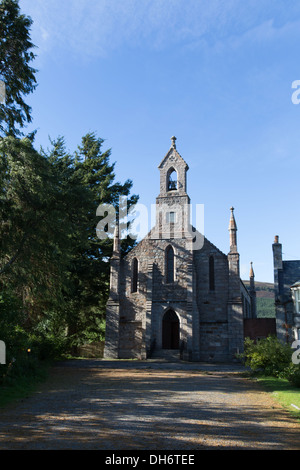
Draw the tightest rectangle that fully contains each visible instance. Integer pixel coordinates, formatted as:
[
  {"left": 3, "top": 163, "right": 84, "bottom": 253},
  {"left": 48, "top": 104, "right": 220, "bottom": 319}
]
[{"left": 104, "top": 137, "right": 256, "bottom": 362}]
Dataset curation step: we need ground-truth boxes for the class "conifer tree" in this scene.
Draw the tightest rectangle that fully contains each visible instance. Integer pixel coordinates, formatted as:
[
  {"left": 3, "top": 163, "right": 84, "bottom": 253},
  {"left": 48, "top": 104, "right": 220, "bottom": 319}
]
[
  {"left": 0, "top": 0, "right": 37, "bottom": 136},
  {"left": 0, "top": 136, "right": 76, "bottom": 323},
  {"left": 39, "top": 133, "right": 139, "bottom": 346},
  {"left": 66, "top": 132, "right": 138, "bottom": 344}
]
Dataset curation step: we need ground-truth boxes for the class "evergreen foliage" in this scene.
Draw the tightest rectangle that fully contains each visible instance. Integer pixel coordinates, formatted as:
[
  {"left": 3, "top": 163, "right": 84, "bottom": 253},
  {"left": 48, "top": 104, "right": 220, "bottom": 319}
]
[
  {"left": 0, "top": 133, "right": 138, "bottom": 369},
  {"left": 0, "top": 0, "right": 37, "bottom": 136},
  {"left": 0, "top": 2, "right": 139, "bottom": 376},
  {"left": 0, "top": 0, "right": 140, "bottom": 385}
]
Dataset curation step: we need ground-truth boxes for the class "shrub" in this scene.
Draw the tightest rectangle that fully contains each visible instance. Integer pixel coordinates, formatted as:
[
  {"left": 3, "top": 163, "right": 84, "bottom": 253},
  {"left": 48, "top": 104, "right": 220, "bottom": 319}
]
[
  {"left": 29, "top": 334, "right": 68, "bottom": 361},
  {"left": 239, "top": 336, "right": 300, "bottom": 388},
  {"left": 0, "top": 292, "right": 66, "bottom": 385},
  {"left": 281, "top": 363, "right": 300, "bottom": 388},
  {"left": 0, "top": 291, "right": 29, "bottom": 382},
  {"left": 240, "top": 336, "right": 292, "bottom": 377}
]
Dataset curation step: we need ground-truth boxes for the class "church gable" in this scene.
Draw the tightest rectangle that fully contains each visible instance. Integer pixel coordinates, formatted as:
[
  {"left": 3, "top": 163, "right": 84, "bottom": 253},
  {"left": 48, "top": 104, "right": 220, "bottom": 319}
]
[
  {"left": 158, "top": 137, "right": 189, "bottom": 171},
  {"left": 122, "top": 236, "right": 191, "bottom": 298}
]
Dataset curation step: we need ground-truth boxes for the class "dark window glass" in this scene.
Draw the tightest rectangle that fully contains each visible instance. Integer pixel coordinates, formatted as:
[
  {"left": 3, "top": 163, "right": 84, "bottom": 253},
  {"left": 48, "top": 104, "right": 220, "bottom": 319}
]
[
  {"left": 166, "top": 246, "right": 174, "bottom": 283},
  {"left": 209, "top": 256, "right": 215, "bottom": 291},
  {"left": 132, "top": 258, "right": 138, "bottom": 292}
]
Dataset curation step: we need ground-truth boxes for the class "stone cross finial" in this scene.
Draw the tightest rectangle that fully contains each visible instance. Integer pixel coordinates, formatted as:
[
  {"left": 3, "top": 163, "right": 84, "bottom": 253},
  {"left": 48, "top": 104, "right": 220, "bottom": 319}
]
[{"left": 171, "top": 136, "right": 177, "bottom": 149}]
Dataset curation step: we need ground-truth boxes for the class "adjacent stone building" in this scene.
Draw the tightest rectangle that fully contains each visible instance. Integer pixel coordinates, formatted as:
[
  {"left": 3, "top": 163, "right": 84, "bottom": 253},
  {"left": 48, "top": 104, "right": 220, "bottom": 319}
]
[
  {"left": 104, "top": 137, "right": 256, "bottom": 362},
  {"left": 273, "top": 236, "right": 300, "bottom": 343}
]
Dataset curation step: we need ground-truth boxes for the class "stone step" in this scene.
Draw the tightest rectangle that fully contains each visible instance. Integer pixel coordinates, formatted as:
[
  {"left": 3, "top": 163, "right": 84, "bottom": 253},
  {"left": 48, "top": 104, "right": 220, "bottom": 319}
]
[{"left": 150, "top": 349, "right": 180, "bottom": 361}]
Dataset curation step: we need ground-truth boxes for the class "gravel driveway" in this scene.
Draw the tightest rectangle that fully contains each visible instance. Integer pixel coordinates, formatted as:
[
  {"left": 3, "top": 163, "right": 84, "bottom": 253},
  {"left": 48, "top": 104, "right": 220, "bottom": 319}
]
[{"left": 0, "top": 359, "right": 299, "bottom": 450}]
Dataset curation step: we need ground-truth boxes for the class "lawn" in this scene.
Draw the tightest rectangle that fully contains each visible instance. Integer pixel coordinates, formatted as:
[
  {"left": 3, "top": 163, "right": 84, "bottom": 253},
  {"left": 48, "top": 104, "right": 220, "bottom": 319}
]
[{"left": 257, "top": 376, "right": 300, "bottom": 420}]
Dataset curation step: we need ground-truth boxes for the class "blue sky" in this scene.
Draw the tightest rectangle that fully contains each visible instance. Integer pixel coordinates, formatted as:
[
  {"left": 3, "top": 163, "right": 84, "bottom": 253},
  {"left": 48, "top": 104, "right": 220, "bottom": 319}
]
[{"left": 19, "top": 0, "right": 300, "bottom": 283}]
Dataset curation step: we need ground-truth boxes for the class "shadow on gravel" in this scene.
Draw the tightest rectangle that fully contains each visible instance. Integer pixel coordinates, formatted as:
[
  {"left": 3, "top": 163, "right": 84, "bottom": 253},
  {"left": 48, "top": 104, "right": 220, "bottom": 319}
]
[{"left": 0, "top": 359, "right": 299, "bottom": 450}]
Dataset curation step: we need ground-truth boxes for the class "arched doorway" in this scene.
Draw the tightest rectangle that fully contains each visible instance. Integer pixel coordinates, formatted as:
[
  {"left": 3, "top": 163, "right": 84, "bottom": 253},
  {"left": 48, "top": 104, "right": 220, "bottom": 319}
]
[{"left": 162, "top": 310, "right": 179, "bottom": 349}]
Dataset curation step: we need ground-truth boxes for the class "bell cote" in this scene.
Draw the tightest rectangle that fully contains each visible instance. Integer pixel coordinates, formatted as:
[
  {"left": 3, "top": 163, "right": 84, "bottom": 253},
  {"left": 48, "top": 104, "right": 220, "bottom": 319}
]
[{"left": 158, "top": 136, "right": 189, "bottom": 197}]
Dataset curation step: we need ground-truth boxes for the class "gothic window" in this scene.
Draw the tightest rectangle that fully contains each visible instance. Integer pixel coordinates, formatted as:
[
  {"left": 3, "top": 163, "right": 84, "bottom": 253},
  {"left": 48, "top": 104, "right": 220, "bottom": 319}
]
[
  {"left": 132, "top": 258, "right": 138, "bottom": 293},
  {"left": 209, "top": 255, "right": 215, "bottom": 291},
  {"left": 166, "top": 245, "right": 174, "bottom": 283},
  {"left": 167, "top": 168, "right": 177, "bottom": 191}
]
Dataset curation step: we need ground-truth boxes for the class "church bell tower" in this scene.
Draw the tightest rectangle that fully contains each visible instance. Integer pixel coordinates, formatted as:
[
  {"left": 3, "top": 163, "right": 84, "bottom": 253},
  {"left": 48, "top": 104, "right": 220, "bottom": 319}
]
[{"left": 154, "top": 136, "right": 191, "bottom": 239}]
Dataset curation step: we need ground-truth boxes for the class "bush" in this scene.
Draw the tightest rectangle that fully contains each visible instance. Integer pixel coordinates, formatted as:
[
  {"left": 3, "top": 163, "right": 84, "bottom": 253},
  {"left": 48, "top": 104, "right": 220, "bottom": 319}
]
[
  {"left": 0, "top": 291, "right": 29, "bottom": 383},
  {"left": 281, "top": 363, "right": 300, "bottom": 388},
  {"left": 240, "top": 336, "right": 292, "bottom": 377},
  {"left": 239, "top": 336, "right": 300, "bottom": 388},
  {"left": 0, "top": 292, "right": 66, "bottom": 385},
  {"left": 29, "top": 334, "right": 68, "bottom": 361}
]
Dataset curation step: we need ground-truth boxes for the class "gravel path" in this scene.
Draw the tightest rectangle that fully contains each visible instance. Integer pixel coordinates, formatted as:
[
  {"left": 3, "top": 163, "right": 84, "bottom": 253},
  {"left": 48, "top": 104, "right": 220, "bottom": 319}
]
[{"left": 0, "top": 359, "right": 299, "bottom": 450}]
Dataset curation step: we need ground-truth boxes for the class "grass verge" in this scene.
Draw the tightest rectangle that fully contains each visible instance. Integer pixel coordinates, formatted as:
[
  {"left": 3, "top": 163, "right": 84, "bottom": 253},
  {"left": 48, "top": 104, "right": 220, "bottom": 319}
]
[{"left": 256, "top": 375, "right": 300, "bottom": 421}]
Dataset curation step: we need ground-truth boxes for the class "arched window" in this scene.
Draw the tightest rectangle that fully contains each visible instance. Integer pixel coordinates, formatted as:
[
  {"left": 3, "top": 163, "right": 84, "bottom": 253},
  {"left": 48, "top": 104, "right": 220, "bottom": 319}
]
[
  {"left": 209, "top": 255, "right": 215, "bottom": 291},
  {"left": 132, "top": 258, "right": 138, "bottom": 293},
  {"left": 166, "top": 246, "right": 174, "bottom": 283},
  {"left": 167, "top": 168, "right": 177, "bottom": 191}
]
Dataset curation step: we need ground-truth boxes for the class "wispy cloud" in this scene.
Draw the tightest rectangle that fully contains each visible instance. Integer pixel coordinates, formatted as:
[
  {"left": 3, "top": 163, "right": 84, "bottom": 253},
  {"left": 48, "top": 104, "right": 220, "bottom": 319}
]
[{"left": 19, "top": 0, "right": 300, "bottom": 61}]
